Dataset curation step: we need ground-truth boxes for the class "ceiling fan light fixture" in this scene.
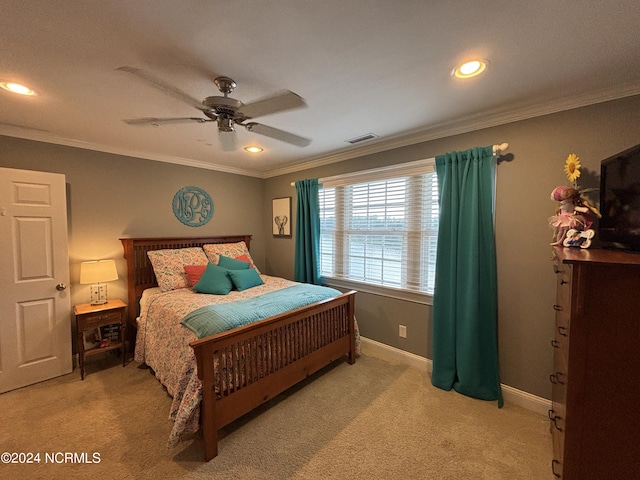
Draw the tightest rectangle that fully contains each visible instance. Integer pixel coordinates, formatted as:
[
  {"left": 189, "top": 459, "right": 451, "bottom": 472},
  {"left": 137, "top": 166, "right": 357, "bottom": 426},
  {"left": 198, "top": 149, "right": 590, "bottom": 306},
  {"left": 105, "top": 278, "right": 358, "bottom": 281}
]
[
  {"left": 118, "top": 67, "right": 310, "bottom": 148},
  {"left": 244, "top": 146, "right": 263, "bottom": 153},
  {"left": 452, "top": 59, "right": 489, "bottom": 79},
  {"left": 217, "top": 116, "right": 235, "bottom": 132},
  {"left": 0, "top": 81, "right": 37, "bottom": 96}
]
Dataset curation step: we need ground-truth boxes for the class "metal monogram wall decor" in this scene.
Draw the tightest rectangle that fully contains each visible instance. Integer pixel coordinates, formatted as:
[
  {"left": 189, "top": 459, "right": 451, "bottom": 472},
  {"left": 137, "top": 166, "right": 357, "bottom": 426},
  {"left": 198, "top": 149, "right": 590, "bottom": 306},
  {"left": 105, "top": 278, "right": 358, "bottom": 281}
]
[{"left": 172, "top": 186, "right": 213, "bottom": 227}]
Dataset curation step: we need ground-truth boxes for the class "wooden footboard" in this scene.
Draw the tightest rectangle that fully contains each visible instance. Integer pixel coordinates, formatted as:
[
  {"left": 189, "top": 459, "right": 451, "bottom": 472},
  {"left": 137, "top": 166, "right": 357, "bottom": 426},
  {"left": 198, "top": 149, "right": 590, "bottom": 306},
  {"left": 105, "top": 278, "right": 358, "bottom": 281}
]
[
  {"left": 120, "top": 236, "right": 357, "bottom": 461},
  {"left": 190, "top": 290, "right": 356, "bottom": 461}
]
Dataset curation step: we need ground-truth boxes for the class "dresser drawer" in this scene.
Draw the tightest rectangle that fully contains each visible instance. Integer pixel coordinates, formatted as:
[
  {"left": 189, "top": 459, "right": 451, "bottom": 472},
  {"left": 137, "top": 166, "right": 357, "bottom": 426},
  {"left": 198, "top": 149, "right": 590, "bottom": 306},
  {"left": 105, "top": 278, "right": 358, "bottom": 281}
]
[
  {"left": 549, "top": 354, "right": 566, "bottom": 479},
  {"left": 550, "top": 351, "right": 567, "bottom": 410},
  {"left": 552, "top": 260, "right": 572, "bottom": 370},
  {"left": 554, "top": 261, "right": 572, "bottom": 313},
  {"left": 552, "top": 318, "right": 570, "bottom": 368},
  {"left": 550, "top": 425, "right": 564, "bottom": 479},
  {"left": 82, "top": 310, "right": 122, "bottom": 327},
  {"left": 550, "top": 255, "right": 569, "bottom": 476}
]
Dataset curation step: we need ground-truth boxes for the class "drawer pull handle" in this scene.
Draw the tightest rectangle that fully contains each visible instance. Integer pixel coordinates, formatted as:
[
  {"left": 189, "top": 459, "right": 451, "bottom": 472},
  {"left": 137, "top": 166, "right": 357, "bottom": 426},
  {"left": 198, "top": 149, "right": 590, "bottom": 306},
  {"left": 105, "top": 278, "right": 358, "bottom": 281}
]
[
  {"left": 548, "top": 410, "right": 564, "bottom": 432},
  {"left": 552, "top": 416, "right": 564, "bottom": 431},
  {"left": 553, "top": 304, "right": 563, "bottom": 311},
  {"left": 560, "top": 279, "right": 568, "bottom": 285},
  {"left": 553, "top": 265, "right": 560, "bottom": 274},
  {"left": 550, "top": 372, "right": 566, "bottom": 385},
  {"left": 550, "top": 340, "right": 560, "bottom": 349},
  {"left": 552, "top": 459, "right": 562, "bottom": 478},
  {"left": 557, "top": 326, "right": 568, "bottom": 336}
]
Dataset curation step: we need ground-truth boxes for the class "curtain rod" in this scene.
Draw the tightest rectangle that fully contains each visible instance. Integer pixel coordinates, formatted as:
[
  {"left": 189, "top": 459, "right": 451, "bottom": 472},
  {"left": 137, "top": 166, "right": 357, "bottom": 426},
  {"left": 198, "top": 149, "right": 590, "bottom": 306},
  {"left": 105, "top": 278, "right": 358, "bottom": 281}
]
[{"left": 290, "top": 143, "right": 509, "bottom": 186}]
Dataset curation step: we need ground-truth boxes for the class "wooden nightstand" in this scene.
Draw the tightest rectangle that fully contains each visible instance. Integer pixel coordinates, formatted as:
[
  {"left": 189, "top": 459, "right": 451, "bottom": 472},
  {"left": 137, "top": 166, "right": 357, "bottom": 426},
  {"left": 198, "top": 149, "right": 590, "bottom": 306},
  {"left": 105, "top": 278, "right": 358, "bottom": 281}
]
[{"left": 74, "top": 299, "right": 127, "bottom": 380}]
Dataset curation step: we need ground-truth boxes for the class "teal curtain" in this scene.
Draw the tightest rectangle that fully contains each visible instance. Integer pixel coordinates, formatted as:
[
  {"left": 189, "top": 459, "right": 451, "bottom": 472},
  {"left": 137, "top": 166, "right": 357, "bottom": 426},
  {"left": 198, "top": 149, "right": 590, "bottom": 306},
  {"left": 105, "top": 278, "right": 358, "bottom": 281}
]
[
  {"left": 294, "top": 178, "right": 321, "bottom": 285},
  {"left": 431, "top": 146, "right": 503, "bottom": 407}
]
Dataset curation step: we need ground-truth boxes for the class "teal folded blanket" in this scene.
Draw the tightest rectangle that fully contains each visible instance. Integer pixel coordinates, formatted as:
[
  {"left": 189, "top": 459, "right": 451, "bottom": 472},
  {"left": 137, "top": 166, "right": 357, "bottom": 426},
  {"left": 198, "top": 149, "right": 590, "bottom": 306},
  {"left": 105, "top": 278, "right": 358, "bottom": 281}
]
[{"left": 181, "top": 284, "right": 342, "bottom": 338}]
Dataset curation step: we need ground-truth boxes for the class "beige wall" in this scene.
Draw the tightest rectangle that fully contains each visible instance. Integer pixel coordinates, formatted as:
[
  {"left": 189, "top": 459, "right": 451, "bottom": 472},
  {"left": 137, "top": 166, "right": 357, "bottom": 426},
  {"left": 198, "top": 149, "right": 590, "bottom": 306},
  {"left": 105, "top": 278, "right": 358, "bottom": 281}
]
[
  {"left": 0, "top": 136, "right": 265, "bottom": 319},
  {"left": 264, "top": 94, "right": 640, "bottom": 399},
  {"left": 2, "top": 94, "right": 639, "bottom": 400}
]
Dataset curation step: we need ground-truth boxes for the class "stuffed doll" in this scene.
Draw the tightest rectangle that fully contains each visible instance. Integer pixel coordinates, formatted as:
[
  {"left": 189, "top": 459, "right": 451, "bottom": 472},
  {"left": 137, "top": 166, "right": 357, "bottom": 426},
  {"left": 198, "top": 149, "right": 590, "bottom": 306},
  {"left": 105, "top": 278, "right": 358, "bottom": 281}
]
[{"left": 549, "top": 185, "right": 600, "bottom": 246}]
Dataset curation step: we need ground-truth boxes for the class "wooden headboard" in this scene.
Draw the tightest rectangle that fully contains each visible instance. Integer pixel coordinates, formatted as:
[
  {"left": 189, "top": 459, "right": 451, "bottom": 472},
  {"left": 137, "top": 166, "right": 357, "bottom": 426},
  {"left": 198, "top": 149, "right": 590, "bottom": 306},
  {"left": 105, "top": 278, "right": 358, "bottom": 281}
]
[{"left": 119, "top": 235, "right": 252, "bottom": 328}]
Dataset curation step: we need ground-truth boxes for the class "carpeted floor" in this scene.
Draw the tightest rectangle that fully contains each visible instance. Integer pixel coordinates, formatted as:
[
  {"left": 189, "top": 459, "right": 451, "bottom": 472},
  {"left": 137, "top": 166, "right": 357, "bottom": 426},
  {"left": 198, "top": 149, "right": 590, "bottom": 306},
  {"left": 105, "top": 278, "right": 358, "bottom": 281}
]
[{"left": 0, "top": 351, "right": 552, "bottom": 479}]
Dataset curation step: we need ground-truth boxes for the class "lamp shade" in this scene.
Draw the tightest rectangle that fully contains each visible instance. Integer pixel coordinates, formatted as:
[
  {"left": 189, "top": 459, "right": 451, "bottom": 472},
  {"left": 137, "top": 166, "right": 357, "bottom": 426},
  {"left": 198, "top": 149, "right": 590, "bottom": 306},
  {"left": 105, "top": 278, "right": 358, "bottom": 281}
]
[{"left": 80, "top": 260, "right": 118, "bottom": 284}]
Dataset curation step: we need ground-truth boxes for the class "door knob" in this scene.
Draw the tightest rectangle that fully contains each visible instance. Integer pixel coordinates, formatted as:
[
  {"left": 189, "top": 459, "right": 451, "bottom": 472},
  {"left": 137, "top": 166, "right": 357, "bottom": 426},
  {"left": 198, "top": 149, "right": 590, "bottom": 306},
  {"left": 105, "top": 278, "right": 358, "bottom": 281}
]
[{"left": 56, "top": 283, "right": 67, "bottom": 291}]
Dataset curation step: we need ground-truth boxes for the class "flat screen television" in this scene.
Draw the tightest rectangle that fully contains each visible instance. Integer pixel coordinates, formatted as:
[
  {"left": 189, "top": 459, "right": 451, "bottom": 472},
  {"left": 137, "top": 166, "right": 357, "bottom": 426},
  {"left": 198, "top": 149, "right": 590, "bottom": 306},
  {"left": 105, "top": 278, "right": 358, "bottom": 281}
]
[{"left": 599, "top": 143, "right": 640, "bottom": 251}]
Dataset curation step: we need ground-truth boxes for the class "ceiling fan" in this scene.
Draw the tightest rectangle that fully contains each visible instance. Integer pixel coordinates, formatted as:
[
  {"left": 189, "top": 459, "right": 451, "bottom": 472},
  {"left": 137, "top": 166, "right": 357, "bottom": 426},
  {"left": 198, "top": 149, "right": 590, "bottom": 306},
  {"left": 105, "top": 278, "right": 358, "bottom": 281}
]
[{"left": 117, "top": 66, "right": 311, "bottom": 149}]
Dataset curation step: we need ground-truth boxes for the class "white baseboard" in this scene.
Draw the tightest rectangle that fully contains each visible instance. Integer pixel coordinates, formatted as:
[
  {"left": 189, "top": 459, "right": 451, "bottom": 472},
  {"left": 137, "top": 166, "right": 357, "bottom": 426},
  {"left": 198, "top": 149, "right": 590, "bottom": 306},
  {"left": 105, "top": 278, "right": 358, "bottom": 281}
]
[
  {"left": 360, "top": 337, "right": 433, "bottom": 371},
  {"left": 360, "top": 337, "right": 551, "bottom": 417},
  {"left": 500, "top": 384, "right": 551, "bottom": 416}
]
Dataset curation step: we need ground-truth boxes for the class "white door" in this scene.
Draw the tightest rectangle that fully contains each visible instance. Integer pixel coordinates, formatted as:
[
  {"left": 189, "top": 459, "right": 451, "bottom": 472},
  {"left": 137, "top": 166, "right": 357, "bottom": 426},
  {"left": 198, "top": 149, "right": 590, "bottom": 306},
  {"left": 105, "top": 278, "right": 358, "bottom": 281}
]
[{"left": 0, "top": 167, "right": 72, "bottom": 393}]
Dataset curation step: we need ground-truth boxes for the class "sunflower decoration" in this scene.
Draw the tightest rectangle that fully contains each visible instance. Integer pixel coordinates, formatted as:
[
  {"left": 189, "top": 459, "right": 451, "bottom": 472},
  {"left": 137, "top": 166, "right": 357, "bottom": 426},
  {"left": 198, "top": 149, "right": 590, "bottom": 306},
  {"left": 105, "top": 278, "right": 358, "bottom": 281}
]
[
  {"left": 549, "top": 153, "right": 601, "bottom": 247},
  {"left": 564, "top": 153, "right": 581, "bottom": 186}
]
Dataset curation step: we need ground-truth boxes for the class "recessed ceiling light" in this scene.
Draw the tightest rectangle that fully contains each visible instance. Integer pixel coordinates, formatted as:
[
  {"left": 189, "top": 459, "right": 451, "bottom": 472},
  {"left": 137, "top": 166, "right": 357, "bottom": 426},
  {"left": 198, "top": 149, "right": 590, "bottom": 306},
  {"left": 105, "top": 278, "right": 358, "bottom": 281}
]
[
  {"left": 0, "top": 82, "right": 37, "bottom": 96},
  {"left": 244, "top": 146, "right": 263, "bottom": 153},
  {"left": 451, "top": 59, "right": 489, "bottom": 79}
]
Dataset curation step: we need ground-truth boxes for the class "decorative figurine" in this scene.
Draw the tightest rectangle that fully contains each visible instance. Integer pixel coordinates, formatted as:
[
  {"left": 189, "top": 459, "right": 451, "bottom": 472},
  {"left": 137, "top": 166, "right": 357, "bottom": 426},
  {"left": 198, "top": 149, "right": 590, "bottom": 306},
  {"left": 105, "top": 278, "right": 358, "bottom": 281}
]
[{"left": 549, "top": 154, "right": 601, "bottom": 247}]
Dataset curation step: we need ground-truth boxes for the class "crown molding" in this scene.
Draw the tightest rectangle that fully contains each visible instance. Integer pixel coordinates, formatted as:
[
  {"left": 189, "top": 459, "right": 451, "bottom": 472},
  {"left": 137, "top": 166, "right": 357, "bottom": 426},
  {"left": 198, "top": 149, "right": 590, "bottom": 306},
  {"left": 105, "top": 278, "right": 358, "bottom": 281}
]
[
  {"left": 2, "top": 83, "right": 639, "bottom": 180},
  {"left": 0, "top": 125, "right": 264, "bottom": 178},
  {"left": 262, "top": 84, "right": 640, "bottom": 178}
]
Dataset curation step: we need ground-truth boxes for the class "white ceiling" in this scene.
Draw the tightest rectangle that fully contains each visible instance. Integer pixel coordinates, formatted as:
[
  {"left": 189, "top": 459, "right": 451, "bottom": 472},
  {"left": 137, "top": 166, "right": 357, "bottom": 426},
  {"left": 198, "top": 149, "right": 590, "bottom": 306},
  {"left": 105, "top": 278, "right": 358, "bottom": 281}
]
[{"left": 2, "top": 1, "right": 640, "bottom": 178}]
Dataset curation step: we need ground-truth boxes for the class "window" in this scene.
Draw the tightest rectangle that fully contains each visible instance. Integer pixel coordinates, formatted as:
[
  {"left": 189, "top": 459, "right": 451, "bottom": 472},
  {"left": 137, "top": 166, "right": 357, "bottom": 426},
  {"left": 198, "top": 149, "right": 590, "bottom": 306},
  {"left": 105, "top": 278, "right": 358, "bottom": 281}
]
[{"left": 319, "top": 159, "right": 439, "bottom": 297}]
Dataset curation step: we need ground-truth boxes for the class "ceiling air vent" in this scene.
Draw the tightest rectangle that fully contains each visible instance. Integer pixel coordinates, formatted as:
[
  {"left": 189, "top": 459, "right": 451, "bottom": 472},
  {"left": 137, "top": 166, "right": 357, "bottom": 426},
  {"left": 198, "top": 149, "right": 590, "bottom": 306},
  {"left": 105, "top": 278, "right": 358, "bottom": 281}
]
[{"left": 345, "top": 133, "right": 378, "bottom": 144}]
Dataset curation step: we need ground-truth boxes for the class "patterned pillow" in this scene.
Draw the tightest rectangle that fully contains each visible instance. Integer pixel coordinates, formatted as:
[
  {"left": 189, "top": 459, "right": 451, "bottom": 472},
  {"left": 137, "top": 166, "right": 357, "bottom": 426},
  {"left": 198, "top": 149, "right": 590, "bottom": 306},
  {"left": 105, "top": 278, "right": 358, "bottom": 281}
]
[
  {"left": 202, "top": 242, "right": 260, "bottom": 274},
  {"left": 147, "top": 247, "right": 209, "bottom": 291}
]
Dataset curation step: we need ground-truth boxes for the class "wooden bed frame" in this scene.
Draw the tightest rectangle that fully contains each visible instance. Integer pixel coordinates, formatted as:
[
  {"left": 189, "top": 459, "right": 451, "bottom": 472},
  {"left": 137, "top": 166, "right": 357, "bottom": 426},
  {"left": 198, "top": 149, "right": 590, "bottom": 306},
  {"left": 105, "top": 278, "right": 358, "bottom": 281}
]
[{"left": 120, "top": 235, "right": 356, "bottom": 461}]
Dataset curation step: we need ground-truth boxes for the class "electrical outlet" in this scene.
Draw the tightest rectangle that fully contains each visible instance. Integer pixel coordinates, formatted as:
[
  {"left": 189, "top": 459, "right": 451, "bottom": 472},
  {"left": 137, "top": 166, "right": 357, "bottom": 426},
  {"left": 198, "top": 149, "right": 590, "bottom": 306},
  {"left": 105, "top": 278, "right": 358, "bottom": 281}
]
[{"left": 399, "top": 325, "right": 407, "bottom": 338}]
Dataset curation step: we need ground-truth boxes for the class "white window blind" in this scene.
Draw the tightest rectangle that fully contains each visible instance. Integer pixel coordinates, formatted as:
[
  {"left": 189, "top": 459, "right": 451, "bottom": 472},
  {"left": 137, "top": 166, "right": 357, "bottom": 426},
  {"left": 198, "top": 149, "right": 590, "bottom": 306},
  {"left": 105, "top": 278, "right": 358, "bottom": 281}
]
[{"left": 319, "top": 159, "right": 439, "bottom": 296}]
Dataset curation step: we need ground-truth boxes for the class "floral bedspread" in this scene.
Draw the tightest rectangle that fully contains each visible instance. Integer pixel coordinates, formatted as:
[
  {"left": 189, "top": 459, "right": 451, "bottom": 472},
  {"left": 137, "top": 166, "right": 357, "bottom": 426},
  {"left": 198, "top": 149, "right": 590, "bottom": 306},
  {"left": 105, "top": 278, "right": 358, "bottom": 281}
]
[{"left": 134, "top": 275, "right": 360, "bottom": 447}]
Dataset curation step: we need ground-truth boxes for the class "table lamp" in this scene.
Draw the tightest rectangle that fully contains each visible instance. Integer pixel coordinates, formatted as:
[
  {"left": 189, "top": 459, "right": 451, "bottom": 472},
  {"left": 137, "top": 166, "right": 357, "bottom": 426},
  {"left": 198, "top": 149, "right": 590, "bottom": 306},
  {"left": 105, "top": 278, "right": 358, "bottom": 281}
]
[{"left": 80, "top": 260, "right": 118, "bottom": 305}]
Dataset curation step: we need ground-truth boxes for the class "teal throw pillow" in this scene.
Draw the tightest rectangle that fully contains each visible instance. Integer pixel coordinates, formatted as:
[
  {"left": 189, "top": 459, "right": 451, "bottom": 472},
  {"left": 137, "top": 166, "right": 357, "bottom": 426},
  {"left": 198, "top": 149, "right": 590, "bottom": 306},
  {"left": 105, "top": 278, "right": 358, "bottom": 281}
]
[
  {"left": 193, "top": 263, "right": 232, "bottom": 295},
  {"left": 228, "top": 268, "right": 264, "bottom": 291},
  {"left": 218, "top": 254, "right": 251, "bottom": 270}
]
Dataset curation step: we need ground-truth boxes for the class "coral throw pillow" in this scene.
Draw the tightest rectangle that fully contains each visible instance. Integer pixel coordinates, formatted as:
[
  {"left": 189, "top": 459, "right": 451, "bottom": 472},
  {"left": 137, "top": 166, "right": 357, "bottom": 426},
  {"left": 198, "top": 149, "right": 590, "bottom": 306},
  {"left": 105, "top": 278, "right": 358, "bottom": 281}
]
[
  {"left": 184, "top": 264, "right": 208, "bottom": 287},
  {"left": 235, "top": 254, "right": 255, "bottom": 268}
]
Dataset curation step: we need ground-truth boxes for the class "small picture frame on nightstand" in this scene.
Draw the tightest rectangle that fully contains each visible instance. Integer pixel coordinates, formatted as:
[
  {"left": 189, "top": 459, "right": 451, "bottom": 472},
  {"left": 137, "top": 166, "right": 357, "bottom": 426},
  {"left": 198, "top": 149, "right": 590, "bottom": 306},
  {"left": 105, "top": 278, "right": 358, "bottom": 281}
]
[
  {"left": 82, "top": 328, "right": 101, "bottom": 350},
  {"left": 100, "top": 324, "right": 120, "bottom": 342}
]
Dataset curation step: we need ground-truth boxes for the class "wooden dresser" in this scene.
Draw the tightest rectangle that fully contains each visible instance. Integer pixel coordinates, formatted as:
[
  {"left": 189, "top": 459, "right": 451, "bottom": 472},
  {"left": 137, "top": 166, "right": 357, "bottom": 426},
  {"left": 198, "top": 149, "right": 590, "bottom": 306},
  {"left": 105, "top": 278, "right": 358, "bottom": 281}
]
[{"left": 550, "top": 247, "right": 640, "bottom": 479}]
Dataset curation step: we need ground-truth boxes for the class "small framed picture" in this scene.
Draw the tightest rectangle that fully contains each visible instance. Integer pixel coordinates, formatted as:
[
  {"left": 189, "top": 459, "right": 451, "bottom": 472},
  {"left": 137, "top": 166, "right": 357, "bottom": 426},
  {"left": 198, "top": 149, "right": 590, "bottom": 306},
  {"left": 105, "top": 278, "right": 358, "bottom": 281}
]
[
  {"left": 82, "top": 328, "right": 101, "bottom": 350},
  {"left": 100, "top": 324, "right": 120, "bottom": 342},
  {"left": 563, "top": 228, "right": 595, "bottom": 249},
  {"left": 272, "top": 197, "right": 292, "bottom": 237}
]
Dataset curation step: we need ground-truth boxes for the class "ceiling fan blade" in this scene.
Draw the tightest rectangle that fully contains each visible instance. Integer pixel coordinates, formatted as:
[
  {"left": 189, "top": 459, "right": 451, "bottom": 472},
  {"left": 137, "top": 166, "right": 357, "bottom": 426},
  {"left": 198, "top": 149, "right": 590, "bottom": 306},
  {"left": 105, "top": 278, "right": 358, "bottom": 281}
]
[
  {"left": 239, "top": 90, "right": 307, "bottom": 119},
  {"left": 245, "top": 122, "right": 311, "bottom": 147},
  {"left": 218, "top": 130, "right": 237, "bottom": 152},
  {"left": 117, "top": 66, "right": 210, "bottom": 113},
  {"left": 123, "top": 117, "right": 210, "bottom": 126}
]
